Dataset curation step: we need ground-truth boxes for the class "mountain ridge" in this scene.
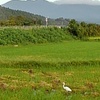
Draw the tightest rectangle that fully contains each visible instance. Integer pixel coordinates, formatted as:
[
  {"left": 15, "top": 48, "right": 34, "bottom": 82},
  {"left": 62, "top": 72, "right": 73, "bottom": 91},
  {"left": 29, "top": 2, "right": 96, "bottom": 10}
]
[
  {"left": 2, "top": 0, "right": 100, "bottom": 24},
  {"left": 0, "top": 5, "right": 69, "bottom": 26}
]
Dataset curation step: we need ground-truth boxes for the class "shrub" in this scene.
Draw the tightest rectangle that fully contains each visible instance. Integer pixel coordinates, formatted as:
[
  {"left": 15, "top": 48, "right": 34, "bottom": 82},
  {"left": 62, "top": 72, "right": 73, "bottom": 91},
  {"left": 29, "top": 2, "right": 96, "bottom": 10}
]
[{"left": 0, "top": 27, "right": 73, "bottom": 45}]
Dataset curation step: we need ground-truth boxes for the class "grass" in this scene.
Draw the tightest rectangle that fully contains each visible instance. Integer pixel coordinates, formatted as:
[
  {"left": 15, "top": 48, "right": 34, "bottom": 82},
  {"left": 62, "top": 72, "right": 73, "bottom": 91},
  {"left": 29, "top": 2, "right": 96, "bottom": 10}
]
[
  {"left": 0, "top": 41, "right": 100, "bottom": 100},
  {"left": 0, "top": 65, "right": 100, "bottom": 100},
  {"left": 0, "top": 41, "right": 100, "bottom": 64},
  {"left": 88, "top": 37, "right": 100, "bottom": 41}
]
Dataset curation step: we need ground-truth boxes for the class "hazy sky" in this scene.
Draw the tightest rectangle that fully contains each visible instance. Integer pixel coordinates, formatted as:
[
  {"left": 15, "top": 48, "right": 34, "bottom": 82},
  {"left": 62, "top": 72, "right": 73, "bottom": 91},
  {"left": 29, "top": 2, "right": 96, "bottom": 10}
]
[
  {"left": 55, "top": 0, "right": 100, "bottom": 5},
  {"left": 0, "top": 0, "right": 100, "bottom": 5}
]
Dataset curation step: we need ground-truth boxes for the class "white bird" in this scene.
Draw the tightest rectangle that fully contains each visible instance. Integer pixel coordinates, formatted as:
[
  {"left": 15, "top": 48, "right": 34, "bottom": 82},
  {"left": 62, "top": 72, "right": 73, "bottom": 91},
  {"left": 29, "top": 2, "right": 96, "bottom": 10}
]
[{"left": 63, "top": 82, "right": 72, "bottom": 92}]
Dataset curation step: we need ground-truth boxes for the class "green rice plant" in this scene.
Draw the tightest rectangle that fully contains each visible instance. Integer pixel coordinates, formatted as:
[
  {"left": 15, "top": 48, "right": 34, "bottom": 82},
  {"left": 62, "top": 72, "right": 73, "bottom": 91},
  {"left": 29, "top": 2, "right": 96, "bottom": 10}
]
[
  {"left": 0, "top": 41, "right": 100, "bottom": 99},
  {"left": 0, "top": 41, "right": 100, "bottom": 67}
]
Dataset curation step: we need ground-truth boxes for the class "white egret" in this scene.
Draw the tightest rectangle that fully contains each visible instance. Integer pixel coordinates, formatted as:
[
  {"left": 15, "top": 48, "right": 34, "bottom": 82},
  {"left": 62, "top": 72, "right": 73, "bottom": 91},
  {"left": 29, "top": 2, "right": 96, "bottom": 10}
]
[{"left": 63, "top": 82, "right": 72, "bottom": 92}]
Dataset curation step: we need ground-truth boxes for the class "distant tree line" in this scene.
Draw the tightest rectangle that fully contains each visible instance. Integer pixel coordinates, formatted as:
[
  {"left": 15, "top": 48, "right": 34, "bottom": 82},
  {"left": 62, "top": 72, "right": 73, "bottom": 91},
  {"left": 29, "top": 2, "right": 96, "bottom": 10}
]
[
  {"left": 67, "top": 19, "right": 100, "bottom": 39},
  {"left": 0, "top": 15, "right": 42, "bottom": 26},
  {"left": 0, "top": 15, "right": 69, "bottom": 26}
]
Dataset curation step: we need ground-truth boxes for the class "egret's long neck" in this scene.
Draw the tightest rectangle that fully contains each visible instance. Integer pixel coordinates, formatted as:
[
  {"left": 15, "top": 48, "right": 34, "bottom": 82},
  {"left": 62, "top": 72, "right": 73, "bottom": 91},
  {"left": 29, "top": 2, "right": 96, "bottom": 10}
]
[{"left": 63, "top": 84, "right": 65, "bottom": 88}]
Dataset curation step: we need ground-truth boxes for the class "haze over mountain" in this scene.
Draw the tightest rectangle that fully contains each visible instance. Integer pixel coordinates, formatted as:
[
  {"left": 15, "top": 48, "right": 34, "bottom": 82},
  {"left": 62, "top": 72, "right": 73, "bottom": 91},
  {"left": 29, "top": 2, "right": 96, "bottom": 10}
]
[
  {"left": 55, "top": 0, "right": 100, "bottom": 5},
  {"left": 2, "top": 0, "right": 100, "bottom": 23}
]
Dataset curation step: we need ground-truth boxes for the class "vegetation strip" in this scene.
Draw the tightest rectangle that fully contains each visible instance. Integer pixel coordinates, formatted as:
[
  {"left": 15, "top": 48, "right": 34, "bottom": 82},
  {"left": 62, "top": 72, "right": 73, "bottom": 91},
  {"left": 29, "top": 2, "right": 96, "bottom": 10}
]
[{"left": 0, "top": 60, "right": 100, "bottom": 68}]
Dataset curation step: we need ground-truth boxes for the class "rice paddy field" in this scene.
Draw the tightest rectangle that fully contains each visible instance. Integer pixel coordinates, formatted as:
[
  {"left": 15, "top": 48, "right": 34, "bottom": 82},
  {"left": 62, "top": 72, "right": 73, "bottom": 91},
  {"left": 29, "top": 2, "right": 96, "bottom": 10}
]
[{"left": 0, "top": 41, "right": 100, "bottom": 100}]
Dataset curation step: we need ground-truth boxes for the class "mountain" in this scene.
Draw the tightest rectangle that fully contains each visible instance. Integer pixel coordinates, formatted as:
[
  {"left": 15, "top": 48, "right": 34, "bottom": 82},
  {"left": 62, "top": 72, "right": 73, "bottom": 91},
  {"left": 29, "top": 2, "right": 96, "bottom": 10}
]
[
  {"left": 2, "top": 0, "right": 57, "bottom": 18},
  {"left": 0, "top": 5, "right": 45, "bottom": 20},
  {"left": 0, "top": 5, "right": 47, "bottom": 26},
  {"left": 2, "top": 0, "right": 100, "bottom": 24},
  {"left": 0, "top": 5, "right": 69, "bottom": 26}
]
